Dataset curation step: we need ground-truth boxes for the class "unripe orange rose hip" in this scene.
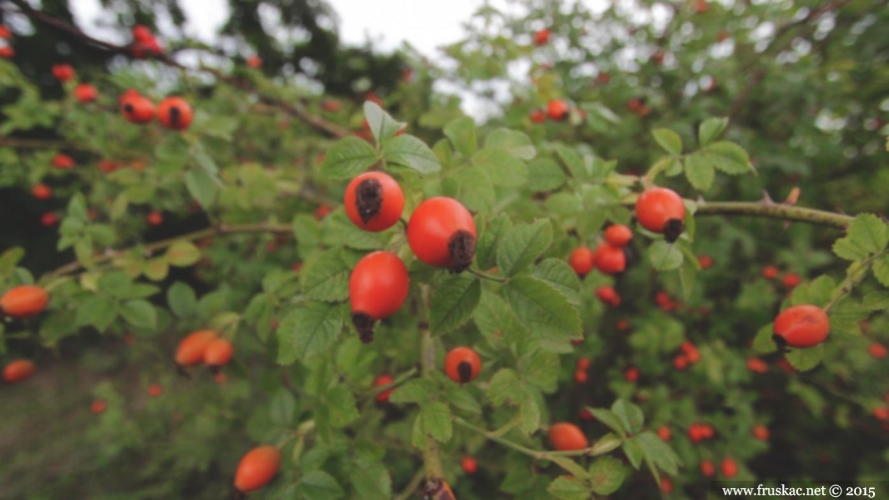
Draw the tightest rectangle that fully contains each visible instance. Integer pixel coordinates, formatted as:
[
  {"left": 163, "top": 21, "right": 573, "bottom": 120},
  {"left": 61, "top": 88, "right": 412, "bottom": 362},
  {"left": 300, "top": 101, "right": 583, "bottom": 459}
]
[
  {"left": 548, "top": 422, "right": 588, "bottom": 451},
  {"left": 1, "top": 285, "right": 50, "bottom": 319},
  {"left": 175, "top": 330, "right": 219, "bottom": 367},
  {"left": 773, "top": 304, "right": 830, "bottom": 348},
  {"left": 3, "top": 359, "right": 35, "bottom": 383},
  {"left": 235, "top": 445, "right": 282, "bottom": 492}
]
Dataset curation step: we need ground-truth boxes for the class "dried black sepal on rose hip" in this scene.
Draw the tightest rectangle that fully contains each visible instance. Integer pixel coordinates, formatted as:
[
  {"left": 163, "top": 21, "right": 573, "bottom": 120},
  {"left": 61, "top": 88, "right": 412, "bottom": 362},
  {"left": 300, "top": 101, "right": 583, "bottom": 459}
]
[
  {"left": 407, "top": 197, "right": 477, "bottom": 273},
  {"left": 635, "top": 187, "right": 686, "bottom": 243},
  {"left": 348, "top": 251, "right": 410, "bottom": 343},
  {"left": 344, "top": 172, "right": 404, "bottom": 232}
]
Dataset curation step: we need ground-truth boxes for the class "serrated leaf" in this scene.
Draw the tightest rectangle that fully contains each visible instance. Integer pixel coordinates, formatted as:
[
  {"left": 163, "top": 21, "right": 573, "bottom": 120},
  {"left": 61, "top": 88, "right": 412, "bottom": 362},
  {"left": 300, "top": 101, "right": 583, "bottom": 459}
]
[
  {"left": 847, "top": 214, "right": 888, "bottom": 255},
  {"left": 118, "top": 299, "right": 156, "bottom": 329},
  {"left": 278, "top": 303, "right": 343, "bottom": 365},
  {"left": 590, "top": 433, "right": 623, "bottom": 456},
  {"left": 301, "top": 250, "right": 350, "bottom": 302},
  {"left": 296, "top": 470, "right": 345, "bottom": 500},
  {"left": 533, "top": 258, "right": 581, "bottom": 306},
  {"left": 622, "top": 438, "right": 644, "bottom": 469},
  {"left": 519, "top": 349, "right": 560, "bottom": 393},
  {"left": 588, "top": 456, "right": 628, "bottom": 495},
  {"left": 487, "top": 368, "right": 522, "bottom": 406},
  {"left": 349, "top": 458, "right": 391, "bottom": 500},
  {"left": 554, "top": 144, "right": 588, "bottom": 180},
  {"left": 504, "top": 276, "right": 581, "bottom": 343},
  {"left": 873, "top": 254, "right": 889, "bottom": 287},
  {"left": 430, "top": 274, "right": 481, "bottom": 335},
  {"left": 270, "top": 389, "right": 296, "bottom": 426},
  {"left": 702, "top": 141, "right": 753, "bottom": 174},
  {"left": 143, "top": 257, "right": 169, "bottom": 281},
  {"left": 444, "top": 167, "right": 495, "bottom": 212},
  {"left": 652, "top": 128, "right": 682, "bottom": 155},
  {"left": 520, "top": 394, "right": 541, "bottom": 434},
  {"left": 443, "top": 116, "right": 477, "bottom": 157},
  {"left": 421, "top": 401, "right": 453, "bottom": 443},
  {"left": 497, "top": 219, "right": 553, "bottom": 276},
  {"left": 648, "top": 241, "right": 683, "bottom": 271},
  {"left": 476, "top": 214, "right": 512, "bottom": 270},
  {"left": 785, "top": 344, "right": 824, "bottom": 372},
  {"left": 698, "top": 117, "right": 728, "bottom": 146},
  {"left": 389, "top": 379, "right": 436, "bottom": 405},
  {"left": 326, "top": 386, "right": 359, "bottom": 428},
  {"left": 636, "top": 431, "right": 682, "bottom": 476},
  {"left": 547, "top": 477, "right": 589, "bottom": 500},
  {"left": 684, "top": 152, "right": 715, "bottom": 191},
  {"left": 322, "top": 211, "right": 391, "bottom": 250},
  {"left": 167, "top": 281, "right": 197, "bottom": 318},
  {"left": 753, "top": 324, "right": 778, "bottom": 354},
  {"left": 611, "top": 399, "right": 644, "bottom": 434},
  {"left": 320, "top": 137, "right": 378, "bottom": 178},
  {"left": 166, "top": 240, "right": 201, "bottom": 267},
  {"left": 527, "top": 158, "right": 567, "bottom": 191},
  {"left": 471, "top": 148, "right": 528, "bottom": 187},
  {"left": 75, "top": 295, "right": 117, "bottom": 333},
  {"left": 382, "top": 134, "right": 441, "bottom": 174},
  {"left": 364, "top": 101, "right": 405, "bottom": 144},
  {"left": 185, "top": 170, "right": 217, "bottom": 208},
  {"left": 591, "top": 408, "right": 626, "bottom": 437},
  {"left": 484, "top": 128, "right": 536, "bottom": 160}
]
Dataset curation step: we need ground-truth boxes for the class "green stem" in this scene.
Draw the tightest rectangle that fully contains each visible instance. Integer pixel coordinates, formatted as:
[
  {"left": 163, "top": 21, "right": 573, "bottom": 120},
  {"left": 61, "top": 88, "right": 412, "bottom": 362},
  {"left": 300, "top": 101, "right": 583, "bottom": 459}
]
[
  {"left": 824, "top": 250, "right": 886, "bottom": 312},
  {"left": 619, "top": 198, "right": 853, "bottom": 229},
  {"left": 453, "top": 417, "right": 546, "bottom": 459},
  {"left": 468, "top": 267, "right": 508, "bottom": 283},
  {"left": 418, "top": 285, "right": 445, "bottom": 481},
  {"left": 40, "top": 221, "right": 291, "bottom": 282}
]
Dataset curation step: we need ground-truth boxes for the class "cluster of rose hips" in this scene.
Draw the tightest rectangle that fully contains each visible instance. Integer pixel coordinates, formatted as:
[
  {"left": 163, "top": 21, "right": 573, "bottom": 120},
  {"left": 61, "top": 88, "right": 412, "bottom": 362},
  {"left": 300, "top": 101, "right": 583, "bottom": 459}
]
[
  {"left": 174, "top": 329, "right": 234, "bottom": 374},
  {"left": 761, "top": 265, "right": 801, "bottom": 290},
  {"left": 673, "top": 340, "right": 700, "bottom": 370},
  {"left": 130, "top": 25, "right": 163, "bottom": 58},
  {"left": 120, "top": 89, "right": 193, "bottom": 130},
  {"left": 0, "top": 24, "right": 14, "bottom": 59}
]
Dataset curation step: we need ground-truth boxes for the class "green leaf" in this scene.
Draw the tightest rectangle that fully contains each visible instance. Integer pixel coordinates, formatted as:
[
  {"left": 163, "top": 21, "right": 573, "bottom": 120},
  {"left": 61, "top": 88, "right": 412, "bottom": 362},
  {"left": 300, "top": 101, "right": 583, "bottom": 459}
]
[
  {"left": 296, "top": 470, "right": 345, "bottom": 500},
  {"left": 698, "top": 117, "right": 728, "bottom": 146},
  {"left": 588, "top": 456, "right": 628, "bottom": 495},
  {"left": 320, "top": 137, "right": 378, "bottom": 178},
  {"left": 75, "top": 295, "right": 117, "bottom": 333},
  {"left": 0, "top": 247, "right": 25, "bottom": 277},
  {"left": 429, "top": 274, "right": 482, "bottom": 336},
  {"left": 752, "top": 324, "right": 778, "bottom": 354},
  {"left": 471, "top": 148, "right": 528, "bottom": 187},
  {"left": 520, "top": 393, "right": 541, "bottom": 434},
  {"left": 349, "top": 458, "right": 391, "bottom": 500},
  {"left": 476, "top": 214, "right": 512, "bottom": 270},
  {"left": 636, "top": 431, "right": 682, "bottom": 476},
  {"left": 322, "top": 211, "right": 391, "bottom": 250},
  {"left": 445, "top": 386, "right": 482, "bottom": 414},
  {"left": 547, "top": 476, "right": 589, "bottom": 500},
  {"left": 678, "top": 255, "right": 698, "bottom": 300},
  {"left": 421, "top": 401, "right": 453, "bottom": 443},
  {"left": 873, "top": 254, "right": 889, "bottom": 287},
  {"left": 786, "top": 344, "right": 824, "bottom": 372},
  {"left": 382, "top": 134, "right": 441, "bottom": 174},
  {"left": 484, "top": 128, "right": 536, "bottom": 160},
  {"left": 519, "top": 349, "right": 560, "bottom": 393},
  {"left": 443, "top": 167, "right": 495, "bottom": 212},
  {"left": 622, "top": 437, "right": 644, "bottom": 469},
  {"left": 554, "top": 144, "right": 588, "bottom": 180},
  {"left": 301, "top": 249, "right": 350, "bottom": 302},
  {"left": 278, "top": 303, "right": 343, "bottom": 365},
  {"left": 652, "top": 128, "right": 682, "bottom": 155},
  {"left": 166, "top": 240, "right": 201, "bottom": 267},
  {"left": 496, "top": 219, "right": 554, "bottom": 276},
  {"left": 143, "top": 258, "right": 169, "bottom": 281},
  {"left": 270, "top": 389, "right": 297, "bottom": 427},
  {"left": 611, "top": 399, "right": 644, "bottom": 434},
  {"left": 533, "top": 258, "right": 581, "bottom": 306},
  {"left": 527, "top": 158, "right": 567, "bottom": 191},
  {"left": 790, "top": 275, "right": 835, "bottom": 307},
  {"left": 504, "top": 276, "right": 582, "bottom": 343},
  {"left": 185, "top": 170, "right": 217, "bottom": 209},
  {"left": 590, "top": 433, "right": 623, "bottom": 456},
  {"left": 487, "top": 368, "right": 522, "bottom": 406},
  {"left": 648, "top": 241, "right": 683, "bottom": 271},
  {"left": 364, "top": 101, "right": 405, "bottom": 144},
  {"left": 167, "top": 281, "right": 197, "bottom": 318},
  {"left": 389, "top": 379, "right": 436, "bottom": 405},
  {"left": 443, "top": 116, "right": 477, "bottom": 157},
  {"left": 702, "top": 141, "right": 753, "bottom": 174},
  {"left": 590, "top": 408, "right": 626, "bottom": 437},
  {"left": 833, "top": 214, "right": 888, "bottom": 261},
  {"left": 326, "top": 385, "right": 359, "bottom": 428},
  {"left": 684, "top": 152, "right": 715, "bottom": 191},
  {"left": 118, "top": 300, "right": 157, "bottom": 329}
]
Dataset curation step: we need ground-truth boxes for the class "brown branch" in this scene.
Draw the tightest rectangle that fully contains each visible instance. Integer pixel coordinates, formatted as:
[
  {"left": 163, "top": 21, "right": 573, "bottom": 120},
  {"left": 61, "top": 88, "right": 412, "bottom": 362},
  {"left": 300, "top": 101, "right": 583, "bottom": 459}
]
[
  {"left": 41, "top": 221, "right": 291, "bottom": 282},
  {"left": 0, "top": 137, "right": 94, "bottom": 151},
  {"left": 7, "top": 0, "right": 349, "bottom": 139}
]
